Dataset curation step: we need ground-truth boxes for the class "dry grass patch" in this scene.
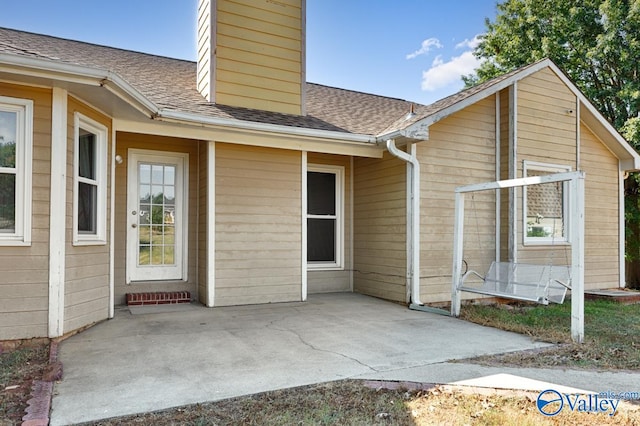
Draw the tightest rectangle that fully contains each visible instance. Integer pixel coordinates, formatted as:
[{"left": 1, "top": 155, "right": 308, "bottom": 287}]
[{"left": 80, "top": 381, "right": 640, "bottom": 425}]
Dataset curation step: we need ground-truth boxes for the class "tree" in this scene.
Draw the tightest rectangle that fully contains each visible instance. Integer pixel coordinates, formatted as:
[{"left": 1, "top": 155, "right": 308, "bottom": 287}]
[{"left": 465, "top": 0, "right": 640, "bottom": 287}]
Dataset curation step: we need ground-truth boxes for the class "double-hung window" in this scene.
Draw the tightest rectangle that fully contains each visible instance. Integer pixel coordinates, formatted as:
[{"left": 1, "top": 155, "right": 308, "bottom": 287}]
[
  {"left": 307, "top": 165, "right": 344, "bottom": 269},
  {"left": 0, "top": 96, "right": 33, "bottom": 245},
  {"left": 523, "top": 161, "right": 570, "bottom": 245},
  {"left": 73, "top": 113, "right": 107, "bottom": 245}
]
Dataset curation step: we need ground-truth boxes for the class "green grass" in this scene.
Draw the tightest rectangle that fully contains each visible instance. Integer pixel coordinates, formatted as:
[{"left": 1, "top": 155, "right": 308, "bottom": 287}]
[{"left": 460, "top": 299, "right": 640, "bottom": 369}]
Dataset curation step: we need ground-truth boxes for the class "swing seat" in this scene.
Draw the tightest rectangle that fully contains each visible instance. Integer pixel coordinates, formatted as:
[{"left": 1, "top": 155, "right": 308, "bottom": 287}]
[{"left": 459, "top": 261, "right": 570, "bottom": 305}]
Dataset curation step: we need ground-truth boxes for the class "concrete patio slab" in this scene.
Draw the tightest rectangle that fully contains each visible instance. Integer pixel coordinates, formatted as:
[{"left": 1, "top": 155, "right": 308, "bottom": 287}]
[{"left": 50, "top": 293, "right": 552, "bottom": 425}]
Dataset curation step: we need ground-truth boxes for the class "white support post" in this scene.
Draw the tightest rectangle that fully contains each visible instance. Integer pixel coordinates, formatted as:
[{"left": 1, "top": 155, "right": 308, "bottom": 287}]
[
  {"left": 570, "top": 175, "right": 585, "bottom": 343},
  {"left": 451, "top": 192, "right": 465, "bottom": 317},
  {"left": 48, "top": 87, "right": 67, "bottom": 338},
  {"left": 206, "top": 141, "right": 216, "bottom": 307}
]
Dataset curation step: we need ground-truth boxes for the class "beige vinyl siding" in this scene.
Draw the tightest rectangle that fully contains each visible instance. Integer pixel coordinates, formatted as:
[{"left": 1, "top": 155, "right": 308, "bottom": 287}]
[
  {"left": 198, "top": 141, "right": 208, "bottom": 304},
  {"left": 113, "top": 133, "right": 199, "bottom": 304},
  {"left": 215, "top": 143, "right": 301, "bottom": 305},
  {"left": 215, "top": 0, "right": 303, "bottom": 115},
  {"left": 516, "top": 68, "right": 577, "bottom": 265},
  {"left": 580, "top": 123, "right": 620, "bottom": 289},
  {"left": 307, "top": 153, "right": 351, "bottom": 293},
  {"left": 353, "top": 152, "right": 406, "bottom": 302},
  {"left": 0, "top": 83, "right": 51, "bottom": 339},
  {"left": 63, "top": 97, "right": 112, "bottom": 332},
  {"left": 419, "top": 96, "right": 497, "bottom": 303}
]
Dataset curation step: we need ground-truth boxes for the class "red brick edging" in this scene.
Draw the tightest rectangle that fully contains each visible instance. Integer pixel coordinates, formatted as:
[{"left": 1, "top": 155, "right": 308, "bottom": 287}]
[{"left": 22, "top": 341, "right": 62, "bottom": 426}]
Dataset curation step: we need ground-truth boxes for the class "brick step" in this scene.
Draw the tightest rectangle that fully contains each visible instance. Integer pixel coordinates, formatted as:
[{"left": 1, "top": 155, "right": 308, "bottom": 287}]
[{"left": 126, "top": 291, "right": 191, "bottom": 306}]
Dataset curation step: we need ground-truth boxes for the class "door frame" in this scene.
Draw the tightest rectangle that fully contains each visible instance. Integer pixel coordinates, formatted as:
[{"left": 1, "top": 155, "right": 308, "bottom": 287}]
[{"left": 126, "top": 149, "right": 189, "bottom": 283}]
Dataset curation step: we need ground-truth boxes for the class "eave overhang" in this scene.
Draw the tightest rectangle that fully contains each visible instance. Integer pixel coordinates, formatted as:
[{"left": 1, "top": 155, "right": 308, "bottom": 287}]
[{"left": 0, "top": 53, "right": 383, "bottom": 157}]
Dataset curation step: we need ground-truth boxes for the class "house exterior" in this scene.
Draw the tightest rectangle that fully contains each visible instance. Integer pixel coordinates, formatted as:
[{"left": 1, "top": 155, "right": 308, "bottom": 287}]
[{"left": 1, "top": 0, "right": 638, "bottom": 341}]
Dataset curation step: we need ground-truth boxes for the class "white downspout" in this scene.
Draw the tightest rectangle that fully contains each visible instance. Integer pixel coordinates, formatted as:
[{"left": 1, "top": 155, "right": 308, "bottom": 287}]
[{"left": 386, "top": 139, "right": 422, "bottom": 306}]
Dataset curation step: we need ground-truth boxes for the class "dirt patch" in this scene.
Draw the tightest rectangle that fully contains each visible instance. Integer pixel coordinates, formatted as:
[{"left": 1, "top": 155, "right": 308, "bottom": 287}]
[{"left": 0, "top": 340, "right": 50, "bottom": 426}]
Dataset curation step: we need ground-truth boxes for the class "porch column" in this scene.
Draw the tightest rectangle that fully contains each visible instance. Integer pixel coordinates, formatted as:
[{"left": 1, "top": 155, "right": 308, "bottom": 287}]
[
  {"left": 206, "top": 141, "right": 215, "bottom": 306},
  {"left": 48, "top": 87, "right": 67, "bottom": 337}
]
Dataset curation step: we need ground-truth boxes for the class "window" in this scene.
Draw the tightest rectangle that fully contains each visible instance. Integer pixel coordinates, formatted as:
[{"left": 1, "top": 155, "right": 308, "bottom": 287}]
[
  {"left": 307, "top": 165, "right": 343, "bottom": 269},
  {"left": 0, "top": 96, "right": 32, "bottom": 245},
  {"left": 73, "top": 113, "right": 107, "bottom": 245},
  {"left": 523, "top": 161, "right": 570, "bottom": 244}
]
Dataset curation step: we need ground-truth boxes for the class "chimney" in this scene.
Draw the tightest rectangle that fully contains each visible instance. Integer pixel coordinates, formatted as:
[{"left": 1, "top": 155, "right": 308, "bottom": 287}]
[{"left": 197, "top": 0, "right": 306, "bottom": 116}]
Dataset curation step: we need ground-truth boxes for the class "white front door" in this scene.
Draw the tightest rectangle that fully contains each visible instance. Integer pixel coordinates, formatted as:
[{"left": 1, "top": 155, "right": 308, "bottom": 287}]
[{"left": 126, "top": 150, "right": 188, "bottom": 282}]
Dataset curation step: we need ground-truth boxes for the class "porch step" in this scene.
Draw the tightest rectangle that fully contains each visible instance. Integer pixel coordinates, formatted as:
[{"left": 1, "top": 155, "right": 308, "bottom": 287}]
[
  {"left": 126, "top": 291, "right": 191, "bottom": 306},
  {"left": 584, "top": 288, "right": 640, "bottom": 304}
]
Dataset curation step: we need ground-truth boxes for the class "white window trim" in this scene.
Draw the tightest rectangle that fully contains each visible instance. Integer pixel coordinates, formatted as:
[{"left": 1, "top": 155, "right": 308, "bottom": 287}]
[
  {"left": 307, "top": 164, "right": 344, "bottom": 271},
  {"left": 0, "top": 96, "right": 33, "bottom": 246},
  {"left": 523, "top": 160, "right": 571, "bottom": 246},
  {"left": 73, "top": 113, "right": 107, "bottom": 245}
]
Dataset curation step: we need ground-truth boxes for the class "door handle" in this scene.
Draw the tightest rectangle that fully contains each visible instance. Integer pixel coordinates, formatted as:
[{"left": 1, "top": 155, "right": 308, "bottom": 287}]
[{"left": 131, "top": 224, "right": 137, "bottom": 228}]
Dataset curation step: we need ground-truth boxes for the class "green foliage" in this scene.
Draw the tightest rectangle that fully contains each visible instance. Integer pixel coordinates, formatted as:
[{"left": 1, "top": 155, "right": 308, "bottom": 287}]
[{"left": 0, "top": 141, "right": 16, "bottom": 168}]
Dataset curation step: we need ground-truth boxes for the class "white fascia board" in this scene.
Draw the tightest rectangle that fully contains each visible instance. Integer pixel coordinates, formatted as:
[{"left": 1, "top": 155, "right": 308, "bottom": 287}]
[
  {"left": 116, "top": 117, "right": 383, "bottom": 158},
  {"left": 157, "top": 109, "right": 376, "bottom": 144},
  {"left": 0, "top": 53, "right": 159, "bottom": 117},
  {"left": 377, "top": 60, "right": 554, "bottom": 143}
]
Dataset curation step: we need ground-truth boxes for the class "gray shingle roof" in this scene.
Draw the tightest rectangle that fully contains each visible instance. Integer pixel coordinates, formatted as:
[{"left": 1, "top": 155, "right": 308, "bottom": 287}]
[{"left": 0, "top": 27, "right": 511, "bottom": 137}]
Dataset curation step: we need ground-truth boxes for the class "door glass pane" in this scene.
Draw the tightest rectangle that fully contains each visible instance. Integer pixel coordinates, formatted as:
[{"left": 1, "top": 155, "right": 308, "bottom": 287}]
[
  {"left": 139, "top": 246, "right": 150, "bottom": 265},
  {"left": 139, "top": 164, "right": 151, "bottom": 184},
  {"left": 0, "top": 173, "right": 16, "bottom": 232},
  {"left": 137, "top": 163, "right": 177, "bottom": 266},
  {"left": 0, "top": 111, "right": 17, "bottom": 168},
  {"left": 308, "top": 172, "right": 336, "bottom": 215},
  {"left": 151, "top": 165, "right": 163, "bottom": 184},
  {"left": 307, "top": 218, "right": 335, "bottom": 262}
]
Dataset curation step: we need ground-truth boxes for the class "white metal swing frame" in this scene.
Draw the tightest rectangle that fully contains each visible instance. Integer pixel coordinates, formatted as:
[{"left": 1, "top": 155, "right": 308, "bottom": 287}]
[{"left": 450, "top": 171, "right": 585, "bottom": 343}]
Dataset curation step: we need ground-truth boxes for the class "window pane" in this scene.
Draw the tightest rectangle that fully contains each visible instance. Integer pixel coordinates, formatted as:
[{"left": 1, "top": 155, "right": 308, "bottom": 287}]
[
  {"left": 78, "top": 131, "right": 96, "bottom": 179},
  {"left": 0, "top": 111, "right": 17, "bottom": 168},
  {"left": 307, "top": 218, "right": 335, "bottom": 262},
  {"left": 308, "top": 172, "right": 335, "bottom": 215},
  {"left": 526, "top": 169, "right": 565, "bottom": 238},
  {"left": 77, "top": 182, "right": 97, "bottom": 233},
  {"left": 0, "top": 173, "right": 16, "bottom": 232}
]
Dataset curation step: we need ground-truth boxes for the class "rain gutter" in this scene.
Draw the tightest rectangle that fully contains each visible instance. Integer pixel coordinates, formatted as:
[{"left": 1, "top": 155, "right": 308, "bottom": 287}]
[{"left": 385, "top": 139, "right": 422, "bottom": 307}]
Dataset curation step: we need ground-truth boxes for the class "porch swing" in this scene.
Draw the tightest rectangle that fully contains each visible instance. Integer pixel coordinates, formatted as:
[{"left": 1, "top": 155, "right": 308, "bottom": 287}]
[
  {"left": 450, "top": 171, "right": 586, "bottom": 343},
  {"left": 458, "top": 186, "right": 571, "bottom": 306}
]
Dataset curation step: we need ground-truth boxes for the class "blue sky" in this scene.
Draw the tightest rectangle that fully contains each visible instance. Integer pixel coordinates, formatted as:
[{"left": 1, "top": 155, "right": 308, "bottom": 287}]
[{"left": 0, "top": 0, "right": 498, "bottom": 105}]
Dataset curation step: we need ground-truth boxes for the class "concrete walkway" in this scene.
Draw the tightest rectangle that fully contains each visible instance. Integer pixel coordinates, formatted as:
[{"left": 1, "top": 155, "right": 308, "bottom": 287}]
[{"left": 49, "top": 293, "right": 631, "bottom": 425}]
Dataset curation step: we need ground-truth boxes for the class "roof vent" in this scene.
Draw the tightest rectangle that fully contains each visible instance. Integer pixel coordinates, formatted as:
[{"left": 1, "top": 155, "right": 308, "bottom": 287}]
[{"left": 405, "top": 103, "right": 416, "bottom": 120}]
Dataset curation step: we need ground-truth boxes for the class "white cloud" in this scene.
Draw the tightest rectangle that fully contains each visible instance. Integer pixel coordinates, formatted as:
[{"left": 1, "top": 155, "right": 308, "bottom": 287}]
[
  {"left": 420, "top": 51, "right": 484, "bottom": 91},
  {"left": 454, "top": 34, "right": 483, "bottom": 50},
  {"left": 406, "top": 37, "right": 443, "bottom": 59}
]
